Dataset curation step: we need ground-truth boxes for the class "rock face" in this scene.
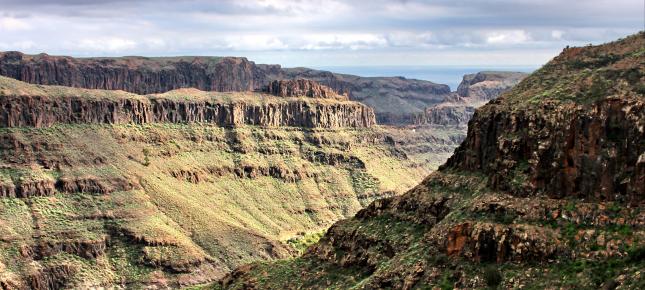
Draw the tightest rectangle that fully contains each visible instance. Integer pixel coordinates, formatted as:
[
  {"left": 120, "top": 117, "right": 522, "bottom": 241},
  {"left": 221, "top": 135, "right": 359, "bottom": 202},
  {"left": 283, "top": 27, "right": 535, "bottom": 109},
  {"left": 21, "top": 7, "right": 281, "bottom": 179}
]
[
  {"left": 278, "top": 68, "right": 453, "bottom": 122},
  {"left": 0, "top": 52, "right": 265, "bottom": 93},
  {"left": 414, "top": 71, "right": 527, "bottom": 126},
  {"left": 220, "top": 33, "right": 645, "bottom": 290},
  {"left": 0, "top": 77, "right": 375, "bottom": 129},
  {"left": 266, "top": 79, "right": 347, "bottom": 100},
  {"left": 456, "top": 71, "right": 528, "bottom": 104},
  {"left": 0, "top": 51, "right": 456, "bottom": 124},
  {"left": 413, "top": 104, "right": 476, "bottom": 127}
]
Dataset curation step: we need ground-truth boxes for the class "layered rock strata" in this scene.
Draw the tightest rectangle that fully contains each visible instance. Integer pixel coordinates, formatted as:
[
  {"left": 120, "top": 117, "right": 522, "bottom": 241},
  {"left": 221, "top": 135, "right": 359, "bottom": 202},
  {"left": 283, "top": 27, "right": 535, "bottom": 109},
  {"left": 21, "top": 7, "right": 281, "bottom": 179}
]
[
  {"left": 0, "top": 77, "right": 375, "bottom": 129},
  {"left": 265, "top": 79, "right": 347, "bottom": 100}
]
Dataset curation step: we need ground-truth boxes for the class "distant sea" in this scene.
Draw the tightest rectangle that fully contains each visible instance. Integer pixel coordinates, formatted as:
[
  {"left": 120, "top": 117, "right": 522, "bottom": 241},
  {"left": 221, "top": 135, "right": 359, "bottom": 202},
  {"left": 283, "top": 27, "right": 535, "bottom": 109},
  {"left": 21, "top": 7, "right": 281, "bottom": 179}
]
[{"left": 310, "top": 65, "right": 538, "bottom": 91}]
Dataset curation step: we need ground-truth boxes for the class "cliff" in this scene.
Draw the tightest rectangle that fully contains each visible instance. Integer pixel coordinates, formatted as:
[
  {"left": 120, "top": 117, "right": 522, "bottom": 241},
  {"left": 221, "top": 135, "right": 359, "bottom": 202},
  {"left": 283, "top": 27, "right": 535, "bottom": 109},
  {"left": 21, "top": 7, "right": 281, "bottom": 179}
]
[
  {"left": 456, "top": 71, "right": 527, "bottom": 105},
  {"left": 414, "top": 71, "right": 527, "bottom": 126},
  {"left": 219, "top": 32, "right": 645, "bottom": 289},
  {"left": 0, "top": 51, "right": 456, "bottom": 124},
  {"left": 278, "top": 67, "right": 453, "bottom": 122},
  {"left": 0, "top": 52, "right": 267, "bottom": 93},
  {"left": 265, "top": 79, "right": 348, "bottom": 100},
  {"left": 0, "top": 77, "right": 375, "bottom": 129}
]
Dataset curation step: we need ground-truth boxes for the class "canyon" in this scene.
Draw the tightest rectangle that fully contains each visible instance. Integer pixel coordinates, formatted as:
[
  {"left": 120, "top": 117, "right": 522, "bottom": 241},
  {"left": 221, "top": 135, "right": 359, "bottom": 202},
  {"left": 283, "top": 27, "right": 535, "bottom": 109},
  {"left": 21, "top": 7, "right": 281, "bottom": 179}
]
[
  {"left": 0, "top": 51, "right": 525, "bottom": 289},
  {"left": 219, "top": 32, "right": 645, "bottom": 289},
  {"left": 0, "top": 75, "right": 460, "bottom": 288}
]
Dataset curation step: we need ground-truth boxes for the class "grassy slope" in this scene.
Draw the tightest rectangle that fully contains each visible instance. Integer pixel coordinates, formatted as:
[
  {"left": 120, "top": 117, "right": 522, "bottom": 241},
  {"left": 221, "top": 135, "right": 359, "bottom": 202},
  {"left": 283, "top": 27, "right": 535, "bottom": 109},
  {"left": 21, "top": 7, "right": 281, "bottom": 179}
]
[{"left": 0, "top": 122, "right": 431, "bottom": 288}]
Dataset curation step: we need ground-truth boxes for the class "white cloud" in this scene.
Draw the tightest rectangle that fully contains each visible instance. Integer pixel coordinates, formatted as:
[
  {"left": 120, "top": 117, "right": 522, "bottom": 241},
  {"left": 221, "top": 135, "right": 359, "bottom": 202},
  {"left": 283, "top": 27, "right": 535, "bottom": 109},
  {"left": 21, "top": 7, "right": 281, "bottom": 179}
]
[
  {"left": 223, "top": 35, "right": 288, "bottom": 50},
  {"left": 300, "top": 33, "right": 387, "bottom": 50},
  {"left": 551, "top": 30, "right": 565, "bottom": 40},
  {"left": 0, "top": 17, "right": 31, "bottom": 31},
  {"left": 486, "top": 30, "right": 531, "bottom": 45},
  {"left": 77, "top": 37, "right": 138, "bottom": 52}
]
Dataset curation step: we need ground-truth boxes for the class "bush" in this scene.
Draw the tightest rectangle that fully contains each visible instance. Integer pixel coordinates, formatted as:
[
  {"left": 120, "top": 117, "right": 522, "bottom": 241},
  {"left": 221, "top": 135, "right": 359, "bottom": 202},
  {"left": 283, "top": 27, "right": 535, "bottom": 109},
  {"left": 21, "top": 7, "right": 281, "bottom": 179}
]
[
  {"left": 142, "top": 148, "right": 151, "bottom": 166},
  {"left": 484, "top": 265, "right": 502, "bottom": 288}
]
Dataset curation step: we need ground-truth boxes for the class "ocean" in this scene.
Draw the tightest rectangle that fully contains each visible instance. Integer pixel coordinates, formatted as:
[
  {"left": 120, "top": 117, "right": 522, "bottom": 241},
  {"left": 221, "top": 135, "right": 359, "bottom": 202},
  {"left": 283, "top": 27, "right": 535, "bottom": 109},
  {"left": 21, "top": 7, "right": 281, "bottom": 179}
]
[{"left": 310, "top": 65, "right": 538, "bottom": 91}]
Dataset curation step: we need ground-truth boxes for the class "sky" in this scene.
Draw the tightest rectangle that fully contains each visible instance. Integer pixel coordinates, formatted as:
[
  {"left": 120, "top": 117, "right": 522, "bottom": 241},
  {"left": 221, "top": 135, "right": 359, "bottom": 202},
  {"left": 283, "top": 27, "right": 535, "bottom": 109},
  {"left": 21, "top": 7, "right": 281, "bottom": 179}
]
[{"left": 0, "top": 0, "right": 643, "bottom": 67}]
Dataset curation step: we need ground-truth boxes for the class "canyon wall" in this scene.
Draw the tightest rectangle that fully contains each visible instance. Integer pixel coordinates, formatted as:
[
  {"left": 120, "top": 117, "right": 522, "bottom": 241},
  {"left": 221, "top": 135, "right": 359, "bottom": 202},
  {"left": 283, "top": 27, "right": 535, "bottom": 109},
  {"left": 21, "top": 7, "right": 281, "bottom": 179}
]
[
  {"left": 0, "top": 51, "right": 455, "bottom": 124},
  {"left": 0, "top": 51, "right": 266, "bottom": 93},
  {"left": 0, "top": 77, "right": 375, "bottom": 129}
]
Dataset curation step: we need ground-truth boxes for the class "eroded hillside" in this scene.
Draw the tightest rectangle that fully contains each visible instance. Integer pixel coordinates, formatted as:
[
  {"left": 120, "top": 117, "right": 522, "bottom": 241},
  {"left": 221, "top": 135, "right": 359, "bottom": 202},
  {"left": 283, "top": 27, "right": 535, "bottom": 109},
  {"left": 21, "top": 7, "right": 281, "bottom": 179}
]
[
  {"left": 220, "top": 32, "right": 645, "bottom": 290},
  {"left": 0, "top": 78, "right": 434, "bottom": 289}
]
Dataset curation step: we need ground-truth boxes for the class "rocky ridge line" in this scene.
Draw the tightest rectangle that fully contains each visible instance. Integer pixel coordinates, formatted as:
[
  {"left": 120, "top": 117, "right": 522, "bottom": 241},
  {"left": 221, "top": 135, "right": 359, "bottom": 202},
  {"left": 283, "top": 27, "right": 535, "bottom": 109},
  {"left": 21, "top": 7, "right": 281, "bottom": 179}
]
[{"left": 0, "top": 77, "right": 375, "bottom": 129}]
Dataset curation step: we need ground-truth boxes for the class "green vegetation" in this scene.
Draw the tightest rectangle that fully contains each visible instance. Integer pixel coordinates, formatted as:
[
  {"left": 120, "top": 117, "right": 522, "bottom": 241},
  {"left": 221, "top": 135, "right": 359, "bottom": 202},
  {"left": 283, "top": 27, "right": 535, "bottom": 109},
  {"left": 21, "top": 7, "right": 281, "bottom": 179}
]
[
  {"left": 0, "top": 122, "right": 431, "bottom": 288},
  {"left": 285, "top": 230, "right": 326, "bottom": 255},
  {"left": 483, "top": 265, "right": 503, "bottom": 288}
]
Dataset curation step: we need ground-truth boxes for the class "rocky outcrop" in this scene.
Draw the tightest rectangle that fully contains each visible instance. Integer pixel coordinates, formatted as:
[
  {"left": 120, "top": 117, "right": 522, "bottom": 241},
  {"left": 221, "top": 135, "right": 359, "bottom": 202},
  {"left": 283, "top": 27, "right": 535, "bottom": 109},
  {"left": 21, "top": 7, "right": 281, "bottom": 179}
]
[
  {"left": 413, "top": 105, "right": 475, "bottom": 127},
  {"left": 456, "top": 71, "right": 527, "bottom": 104},
  {"left": 0, "top": 78, "right": 376, "bottom": 129},
  {"left": 0, "top": 52, "right": 265, "bottom": 94},
  {"left": 55, "top": 176, "right": 140, "bottom": 194},
  {"left": 266, "top": 79, "right": 347, "bottom": 100},
  {"left": 15, "top": 179, "right": 56, "bottom": 198},
  {"left": 444, "top": 96, "right": 645, "bottom": 203},
  {"left": 169, "top": 164, "right": 309, "bottom": 183},
  {"left": 414, "top": 72, "right": 527, "bottom": 126}
]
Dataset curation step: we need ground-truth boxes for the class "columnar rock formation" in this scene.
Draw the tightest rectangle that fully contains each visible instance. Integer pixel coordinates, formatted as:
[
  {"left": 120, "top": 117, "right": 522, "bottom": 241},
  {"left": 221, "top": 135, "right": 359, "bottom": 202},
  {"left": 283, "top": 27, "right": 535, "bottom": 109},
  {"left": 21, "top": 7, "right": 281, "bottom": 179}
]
[
  {"left": 0, "top": 77, "right": 375, "bottom": 129},
  {"left": 0, "top": 51, "right": 457, "bottom": 124},
  {"left": 265, "top": 79, "right": 348, "bottom": 100},
  {"left": 0, "top": 52, "right": 265, "bottom": 93}
]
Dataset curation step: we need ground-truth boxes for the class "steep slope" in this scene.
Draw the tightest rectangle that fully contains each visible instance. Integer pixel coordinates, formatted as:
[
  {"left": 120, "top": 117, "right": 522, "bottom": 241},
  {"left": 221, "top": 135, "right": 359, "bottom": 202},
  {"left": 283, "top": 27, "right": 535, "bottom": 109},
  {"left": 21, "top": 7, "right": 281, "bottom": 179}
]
[
  {"left": 219, "top": 32, "right": 645, "bottom": 289},
  {"left": 0, "top": 79, "right": 431, "bottom": 289}
]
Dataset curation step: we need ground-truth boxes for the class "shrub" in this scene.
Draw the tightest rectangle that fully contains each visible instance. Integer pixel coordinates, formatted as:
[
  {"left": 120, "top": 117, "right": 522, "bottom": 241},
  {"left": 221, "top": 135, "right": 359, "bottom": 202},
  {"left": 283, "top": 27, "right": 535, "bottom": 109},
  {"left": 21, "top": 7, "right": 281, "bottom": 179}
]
[
  {"left": 142, "top": 148, "right": 151, "bottom": 166},
  {"left": 484, "top": 265, "right": 502, "bottom": 288}
]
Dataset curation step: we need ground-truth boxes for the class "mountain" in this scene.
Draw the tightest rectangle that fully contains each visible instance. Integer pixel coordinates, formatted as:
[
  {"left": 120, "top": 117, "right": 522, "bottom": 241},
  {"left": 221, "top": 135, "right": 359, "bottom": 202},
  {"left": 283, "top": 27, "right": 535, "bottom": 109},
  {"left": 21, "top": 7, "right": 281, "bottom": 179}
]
[
  {"left": 219, "top": 32, "right": 645, "bottom": 289},
  {"left": 0, "top": 51, "right": 523, "bottom": 126},
  {"left": 0, "top": 78, "right": 437, "bottom": 289}
]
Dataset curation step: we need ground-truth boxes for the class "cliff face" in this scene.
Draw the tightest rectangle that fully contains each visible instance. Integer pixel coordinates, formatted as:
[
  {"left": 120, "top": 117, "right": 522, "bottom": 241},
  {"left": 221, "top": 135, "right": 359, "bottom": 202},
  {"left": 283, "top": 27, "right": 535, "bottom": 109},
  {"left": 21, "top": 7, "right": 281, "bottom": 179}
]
[
  {"left": 0, "top": 52, "right": 267, "bottom": 94},
  {"left": 265, "top": 79, "right": 348, "bottom": 100},
  {"left": 414, "top": 71, "right": 527, "bottom": 126},
  {"left": 0, "top": 77, "right": 375, "bottom": 129},
  {"left": 279, "top": 68, "right": 453, "bottom": 121},
  {"left": 0, "top": 52, "right": 457, "bottom": 124},
  {"left": 456, "top": 71, "right": 527, "bottom": 104},
  {"left": 413, "top": 105, "right": 476, "bottom": 127},
  {"left": 220, "top": 32, "right": 645, "bottom": 290}
]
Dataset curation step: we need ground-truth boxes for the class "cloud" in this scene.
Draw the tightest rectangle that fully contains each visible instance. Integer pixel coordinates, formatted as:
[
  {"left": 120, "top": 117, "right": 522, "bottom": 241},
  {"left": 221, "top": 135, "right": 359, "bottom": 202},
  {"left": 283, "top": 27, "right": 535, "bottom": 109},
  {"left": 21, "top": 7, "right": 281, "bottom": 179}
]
[
  {"left": 0, "top": 17, "right": 31, "bottom": 31},
  {"left": 77, "top": 37, "right": 138, "bottom": 52},
  {"left": 0, "top": 0, "right": 641, "bottom": 66},
  {"left": 486, "top": 30, "right": 531, "bottom": 45}
]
